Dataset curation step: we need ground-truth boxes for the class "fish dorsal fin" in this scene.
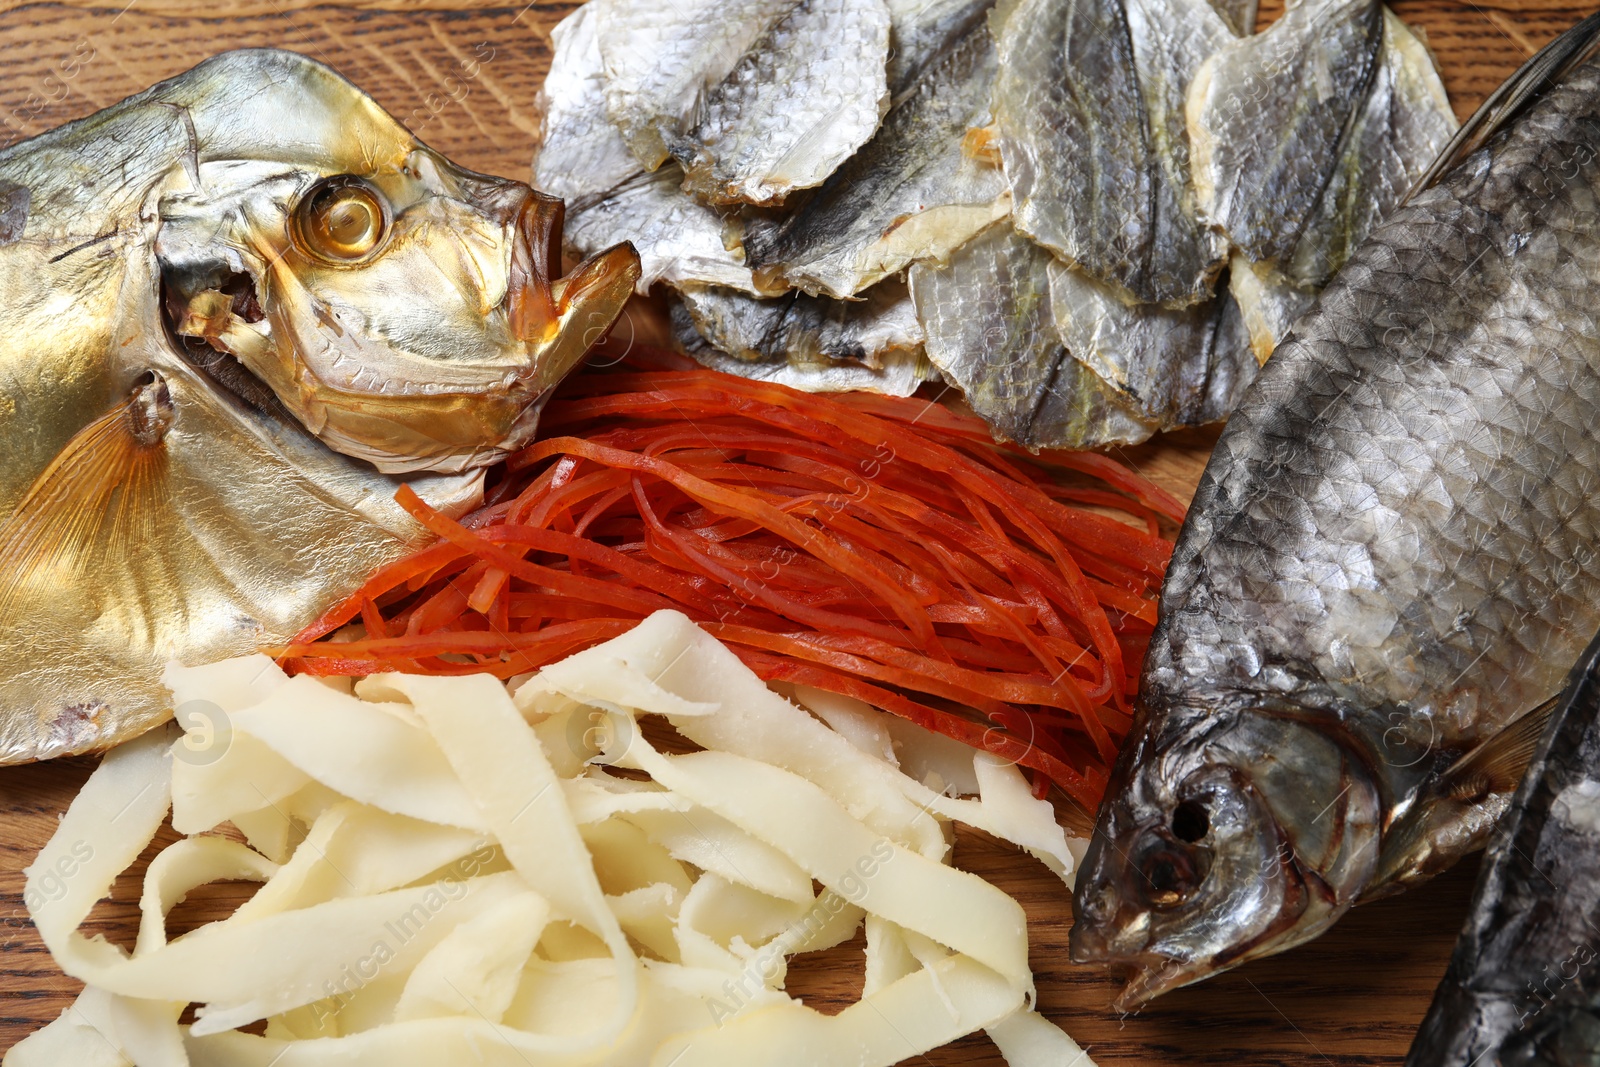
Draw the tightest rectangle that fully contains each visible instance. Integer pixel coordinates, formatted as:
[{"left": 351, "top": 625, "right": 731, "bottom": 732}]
[
  {"left": 1437, "top": 693, "right": 1560, "bottom": 802},
  {"left": 1404, "top": 12, "right": 1600, "bottom": 201},
  {"left": 0, "top": 375, "right": 174, "bottom": 631}
]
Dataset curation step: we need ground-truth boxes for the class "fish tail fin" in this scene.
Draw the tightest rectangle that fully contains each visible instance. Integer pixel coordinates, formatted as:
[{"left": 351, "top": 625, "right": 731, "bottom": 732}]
[
  {"left": 0, "top": 374, "right": 173, "bottom": 628},
  {"left": 1405, "top": 12, "right": 1600, "bottom": 200}
]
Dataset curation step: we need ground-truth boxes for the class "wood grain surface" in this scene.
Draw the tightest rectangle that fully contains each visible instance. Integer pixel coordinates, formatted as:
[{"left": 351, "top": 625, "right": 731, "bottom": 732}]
[{"left": 0, "top": 1, "right": 1586, "bottom": 1064}]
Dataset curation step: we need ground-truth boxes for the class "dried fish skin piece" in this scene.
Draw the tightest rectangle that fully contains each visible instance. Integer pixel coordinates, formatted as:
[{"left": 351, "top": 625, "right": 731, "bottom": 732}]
[
  {"left": 909, "top": 223, "right": 1154, "bottom": 448},
  {"left": 1048, "top": 261, "right": 1258, "bottom": 430},
  {"left": 670, "top": 0, "right": 892, "bottom": 206},
  {"left": 595, "top": 0, "right": 794, "bottom": 171},
  {"left": 1188, "top": 0, "right": 1453, "bottom": 287},
  {"left": 670, "top": 294, "right": 929, "bottom": 396},
  {"left": 885, "top": 0, "right": 995, "bottom": 92},
  {"left": 533, "top": 0, "right": 639, "bottom": 204},
  {"left": 562, "top": 167, "right": 764, "bottom": 295},
  {"left": 991, "top": 0, "right": 1234, "bottom": 308},
  {"left": 745, "top": 23, "right": 1009, "bottom": 299},
  {"left": 1282, "top": 11, "right": 1457, "bottom": 286},
  {"left": 1228, "top": 254, "right": 1318, "bottom": 364}
]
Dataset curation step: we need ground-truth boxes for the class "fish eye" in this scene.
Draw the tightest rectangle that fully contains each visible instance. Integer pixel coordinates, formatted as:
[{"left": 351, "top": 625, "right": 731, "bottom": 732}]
[
  {"left": 1171, "top": 798, "right": 1210, "bottom": 842},
  {"left": 294, "top": 176, "right": 389, "bottom": 263}
]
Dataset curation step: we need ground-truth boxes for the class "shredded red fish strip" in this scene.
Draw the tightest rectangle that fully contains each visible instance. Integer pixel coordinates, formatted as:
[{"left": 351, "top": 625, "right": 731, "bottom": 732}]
[{"left": 278, "top": 348, "right": 1183, "bottom": 812}]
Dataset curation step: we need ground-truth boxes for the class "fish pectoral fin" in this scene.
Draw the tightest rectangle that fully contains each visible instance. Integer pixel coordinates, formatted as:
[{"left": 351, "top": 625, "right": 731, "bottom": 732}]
[
  {"left": 1442, "top": 693, "right": 1561, "bottom": 800},
  {"left": 0, "top": 374, "right": 174, "bottom": 628},
  {"left": 1404, "top": 11, "right": 1600, "bottom": 201}
]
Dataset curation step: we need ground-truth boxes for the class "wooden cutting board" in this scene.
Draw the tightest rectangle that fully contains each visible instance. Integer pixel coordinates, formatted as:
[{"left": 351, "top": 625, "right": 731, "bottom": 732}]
[{"left": 0, "top": 2, "right": 1584, "bottom": 1063}]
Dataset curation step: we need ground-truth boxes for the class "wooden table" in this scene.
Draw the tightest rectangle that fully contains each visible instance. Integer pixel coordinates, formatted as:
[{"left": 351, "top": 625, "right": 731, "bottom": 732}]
[{"left": 0, "top": 1, "right": 1585, "bottom": 1063}]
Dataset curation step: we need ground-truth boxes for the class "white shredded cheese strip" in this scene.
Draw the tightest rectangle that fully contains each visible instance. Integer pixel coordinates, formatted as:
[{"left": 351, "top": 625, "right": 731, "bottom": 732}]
[{"left": 6, "top": 610, "right": 1096, "bottom": 1067}]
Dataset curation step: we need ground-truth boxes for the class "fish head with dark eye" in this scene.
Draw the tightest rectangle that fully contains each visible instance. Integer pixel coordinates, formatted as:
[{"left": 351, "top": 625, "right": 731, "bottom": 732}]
[
  {"left": 1071, "top": 701, "right": 1383, "bottom": 1008},
  {"left": 147, "top": 50, "right": 640, "bottom": 476}
]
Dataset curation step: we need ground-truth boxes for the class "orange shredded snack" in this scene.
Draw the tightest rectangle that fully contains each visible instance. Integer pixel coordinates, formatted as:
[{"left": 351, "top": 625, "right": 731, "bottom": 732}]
[{"left": 279, "top": 349, "right": 1183, "bottom": 811}]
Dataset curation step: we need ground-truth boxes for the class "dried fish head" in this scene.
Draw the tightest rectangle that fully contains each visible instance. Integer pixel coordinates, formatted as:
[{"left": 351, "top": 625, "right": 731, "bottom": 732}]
[
  {"left": 1072, "top": 701, "right": 1381, "bottom": 1007},
  {"left": 157, "top": 82, "right": 639, "bottom": 474}
]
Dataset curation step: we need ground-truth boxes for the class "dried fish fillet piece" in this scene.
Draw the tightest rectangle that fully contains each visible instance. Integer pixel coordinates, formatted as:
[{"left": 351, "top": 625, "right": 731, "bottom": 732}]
[
  {"left": 1281, "top": 11, "right": 1457, "bottom": 285},
  {"left": 595, "top": 0, "right": 794, "bottom": 170},
  {"left": 885, "top": 0, "right": 995, "bottom": 92},
  {"left": 1190, "top": 0, "right": 1454, "bottom": 286},
  {"left": 910, "top": 224, "right": 1153, "bottom": 448},
  {"left": 677, "top": 280, "right": 923, "bottom": 365},
  {"left": 670, "top": 297, "right": 928, "bottom": 396},
  {"left": 533, "top": 1, "right": 639, "bottom": 203},
  {"left": 745, "top": 23, "right": 1009, "bottom": 299},
  {"left": 992, "top": 0, "right": 1234, "bottom": 308},
  {"left": 1048, "top": 262, "right": 1257, "bottom": 430},
  {"left": 562, "top": 167, "right": 763, "bottom": 294},
  {"left": 1228, "top": 254, "right": 1317, "bottom": 364},
  {"left": 670, "top": 0, "right": 892, "bottom": 206}
]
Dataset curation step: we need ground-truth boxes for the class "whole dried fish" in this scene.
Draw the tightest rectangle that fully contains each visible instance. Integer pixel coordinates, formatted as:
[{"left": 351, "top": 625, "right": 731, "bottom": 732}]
[
  {"left": 743, "top": 9, "right": 1007, "bottom": 298},
  {"left": 1072, "top": 14, "right": 1600, "bottom": 1005},
  {"left": 991, "top": 0, "right": 1235, "bottom": 307},
  {"left": 0, "top": 50, "right": 638, "bottom": 762},
  {"left": 1189, "top": 0, "right": 1456, "bottom": 287},
  {"left": 1409, "top": 621, "right": 1600, "bottom": 1067},
  {"left": 909, "top": 223, "right": 1152, "bottom": 447}
]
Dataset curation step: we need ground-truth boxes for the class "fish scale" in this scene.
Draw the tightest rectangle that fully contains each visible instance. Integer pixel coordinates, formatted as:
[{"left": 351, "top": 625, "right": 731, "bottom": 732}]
[{"left": 1074, "top": 27, "right": 1600, "bottom": 1006}]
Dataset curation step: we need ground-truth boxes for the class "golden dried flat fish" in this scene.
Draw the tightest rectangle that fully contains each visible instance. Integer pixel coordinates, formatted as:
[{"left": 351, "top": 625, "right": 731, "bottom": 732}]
[
  {"left": 992, "top": 0, "right": 1235, "bottom": 308},
  {"left": 0, "top": 49, "right": 639, "bottom": 762},
  {"left": 1189, "top": 0, "right": 1456, "bottom": 287},
  {"left": 909, "top": 223, "right": 1152, "bottom": 447},
  {"left": 744, "top": 10, "right": 1008, "bottom": 299}
]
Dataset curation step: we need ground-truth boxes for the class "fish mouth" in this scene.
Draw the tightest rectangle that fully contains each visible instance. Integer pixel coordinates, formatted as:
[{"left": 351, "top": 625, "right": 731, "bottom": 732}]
[{"left": 503, "top": 189, "right": 640, "bottom": 392}]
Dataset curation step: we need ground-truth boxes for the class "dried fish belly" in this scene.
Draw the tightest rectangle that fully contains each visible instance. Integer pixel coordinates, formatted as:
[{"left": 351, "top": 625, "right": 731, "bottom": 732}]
[
  {"left": 1189, "top": 0, "right": 1456, "bottom": 286},
  {"left": 992, "top": 0, "right": 1234, "bottom": 307},
  {"left": 744, "top": 8, "right": 1007, "bottom": 298}
]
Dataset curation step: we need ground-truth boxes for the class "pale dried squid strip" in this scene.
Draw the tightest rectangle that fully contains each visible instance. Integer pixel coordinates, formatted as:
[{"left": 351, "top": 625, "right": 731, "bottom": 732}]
[{"left": 7, "top": 610, "right": 1096, "bottom": 1067}]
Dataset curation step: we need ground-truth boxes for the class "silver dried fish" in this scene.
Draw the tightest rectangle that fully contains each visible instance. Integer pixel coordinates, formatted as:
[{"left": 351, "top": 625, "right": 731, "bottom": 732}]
[
  {"left": 1072, "top": 15, "right": 1600, "bottom": 1006},
  {"left": 532, "top": 0, "right": 638, "bottom": 204}
]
